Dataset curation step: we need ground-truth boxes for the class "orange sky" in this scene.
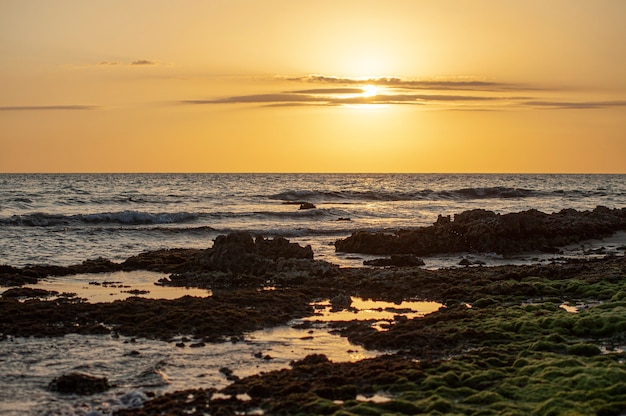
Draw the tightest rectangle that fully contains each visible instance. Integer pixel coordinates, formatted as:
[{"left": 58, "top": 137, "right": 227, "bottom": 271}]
[{"left": 1, "top": 0, "right": 625, "bottom": 173}]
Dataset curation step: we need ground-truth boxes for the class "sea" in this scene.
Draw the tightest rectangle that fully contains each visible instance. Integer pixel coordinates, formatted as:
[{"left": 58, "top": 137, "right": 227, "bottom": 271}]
[
  {"left": 2, "top": 173, "right": 626, "bottom": 268},
  {"left": 1, "top": 173, "right": 625, "bottom": 415}
]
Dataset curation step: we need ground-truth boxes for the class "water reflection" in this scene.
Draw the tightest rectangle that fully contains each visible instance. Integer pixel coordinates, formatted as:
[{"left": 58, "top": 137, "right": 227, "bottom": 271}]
[
  {"left": 307, "top": 297, "right": 442, "bottom": 326},
  {"left": 10, "top": 270, "right": 211, "bottom": 302}
]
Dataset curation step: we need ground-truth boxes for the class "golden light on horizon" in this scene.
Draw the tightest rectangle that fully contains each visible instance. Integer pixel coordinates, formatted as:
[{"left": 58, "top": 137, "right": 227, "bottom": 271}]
[{"left": 361, "top": 85, "right": 378, "bottom": 97}]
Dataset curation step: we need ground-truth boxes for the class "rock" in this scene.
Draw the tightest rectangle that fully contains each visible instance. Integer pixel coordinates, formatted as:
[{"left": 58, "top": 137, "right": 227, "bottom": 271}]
[
  {"left": 219, "top": 367, "right": 239, "bottom": 381},
  {"left": 48, "top": 373, "right": 110, "bottom": 395},
  {"left": 0, "top": 286, "right": 315, "bottom": 340},
  {"left": 459, "top": 258, "right": 473, "bottom": 266},
  {"left": 1, "top": 287, "right": 58, "bottom": 299},
  {"left": 364, "top": 254, "right": 425, "bottom": 267},
  {"left": 299, "top": 202, "right": 316, "bottom": 210},
  {"left": 436, "top": 214, "right": 451, "bottom": 225},
  {"left": 364, "top": 258, "right": 392, "bottom": 266},
  {"left": 161, "top": 232, "right": 333, "bottom": 288},
  {"left": 204, "top": 233, "right": 313, "bottom": 275},
  {"left": 330, "top": 294, "right": 352, "bottom": 311},
  {"left": 121, "top": 248, "right": 202, "bottom": 273},
  {"left": 336, "top": 206, "right": 626, "bottom": 256},
  {"left": 290, "top": 353, "right": 331, "bottom": 367},
  {"left": 391, "top": 254, "right": 425, "bottom": 266}
]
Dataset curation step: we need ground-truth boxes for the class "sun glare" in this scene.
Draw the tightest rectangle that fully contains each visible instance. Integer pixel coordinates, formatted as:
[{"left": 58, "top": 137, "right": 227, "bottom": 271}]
[{"left": 361, "top": 85, "right": 378, "bottom": 97}]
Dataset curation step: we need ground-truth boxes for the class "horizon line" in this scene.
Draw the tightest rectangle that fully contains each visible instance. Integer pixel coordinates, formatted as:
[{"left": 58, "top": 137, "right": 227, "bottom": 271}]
[{"left": 1, "top": 171, "right": 624, "bottom": 175}]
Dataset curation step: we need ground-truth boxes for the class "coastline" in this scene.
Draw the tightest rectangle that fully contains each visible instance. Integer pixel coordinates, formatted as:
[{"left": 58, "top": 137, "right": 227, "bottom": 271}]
[{"left": 1, "top": 206, "right": 626, "bottom": 415}]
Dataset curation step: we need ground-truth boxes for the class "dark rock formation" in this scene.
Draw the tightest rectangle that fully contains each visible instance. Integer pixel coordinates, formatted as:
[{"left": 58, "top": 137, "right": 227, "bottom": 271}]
[
  {"left": 299, "top": 202, "right": 316, "bottom": 210},
  {"left": 0, "top": 258, "right": 121, "bottom": 287},
  {"left": 1, "top": 233, "right": 325, "bottom": 289},
  {"left": 121, "top": 248, "right": 202, "bottom": 273},
  {"left": 1, "top": 287, "right": 58, "bottom": 299},
  {"left": 330, "top": 294, "right": 352, "bottom": 311},
  {"left": 336, "top": 206, "right": 626, "bottom": 256},
  {"left": 160, "top": 233, "right": 339, "bottom": 289},
  {"left": 364, "top": 254, "right": 425, "bottom": 267},
  {"left": 0, "top": 288, "right": 314, "bottom": 340},
  {"left": 48, "top": 373, "right": 110, "bottom": 395},
  {"left": 187, "top": 232, "right": 313, "bottom": 274}
]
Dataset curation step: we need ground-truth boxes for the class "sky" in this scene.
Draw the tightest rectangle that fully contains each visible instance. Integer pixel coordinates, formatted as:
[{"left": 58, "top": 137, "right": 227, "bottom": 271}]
[{"left": 1, "top": 0, "right": 625, "bottom": 173}]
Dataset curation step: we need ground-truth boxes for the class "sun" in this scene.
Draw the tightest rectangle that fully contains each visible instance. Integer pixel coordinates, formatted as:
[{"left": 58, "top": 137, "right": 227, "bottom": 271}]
[{"left": 361, "top": 84, "right": 378, "bottom": 97}]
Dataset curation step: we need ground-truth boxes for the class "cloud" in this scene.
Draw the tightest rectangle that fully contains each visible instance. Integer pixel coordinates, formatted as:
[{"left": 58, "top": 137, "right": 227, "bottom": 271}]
[
  {"left": 92, "top": 59, "right": 160, "bottom": 67},
  {"left": 524, "top": 100, "right": 626, "bottom": 109},
  {"left": 177, "top": 74, "right": 626, "bottom": 111},
  {"left": 291, "top": 88, "right": 365, "bottom": 94},
  {"left": 286, "top": 75, "right": 532, "bottom": 92},
  {"left": 183, "top": 74, "right": 624, "bottom": 110},
  {"left": 183, "top": 93, "right": 315, "bottom": 105},
  {"left": 130, "top": 59, "right": 158, "bottom": 66},
  {"left": 181, "top": 91, "right": 500, "bottom": 107},
  {"left": 0, "top": 105, "right": 98, "bottom": 111}
]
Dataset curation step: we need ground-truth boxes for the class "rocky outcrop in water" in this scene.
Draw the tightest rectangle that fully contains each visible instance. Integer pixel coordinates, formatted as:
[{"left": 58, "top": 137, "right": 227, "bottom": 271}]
[
  {"left": 363, "top": 254, "right": 425, "bottom": 267},
  {"left": 210, "top": 232, "right": 313, "bottom": 268},
  {"left": 335, "top": 206, "right": 626, "bottom": 256},
  {"left": 160, "top": 232, "right": 338, "bottom": 289},
  {"left": 1, "top": 233, "right": 333, "bottom": 288},
  {"left": 48, "top": 373, "right": 110, "bottom": 395}
]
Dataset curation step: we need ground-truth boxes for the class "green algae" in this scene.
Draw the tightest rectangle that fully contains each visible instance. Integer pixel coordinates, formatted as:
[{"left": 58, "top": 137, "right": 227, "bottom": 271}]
[
  {"left": 376, "top": 399, "right": 423, "bottom": 414},
  {"left": 342, "top": 297, "right": 626, "bottom": 415},
  {"left": 463, "top": 390, "right": 505, "bottom": 405},
  {"left": 340, "top": 404, "right": 383, "bottom": 415},
  {"left": 343, "top": 350, "right": 624, "bottom": 415},
  {"left": 566, "top": 342, "right": 602, "bottom": 356},
  {"left": 572, "top": 306, "right": 626, "bottom": 337}
]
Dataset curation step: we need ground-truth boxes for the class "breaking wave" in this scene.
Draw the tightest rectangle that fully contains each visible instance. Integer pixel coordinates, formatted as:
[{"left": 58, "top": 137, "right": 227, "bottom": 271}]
[
  {"left": 266, "top": 187, "right": 615, "bottom": 203},
  {"left": 0, "top": 207, "right": 348, "bottom": 227},
  {"left": 1, "top": 210, "right": 199, "bottom": 227},
  {"left": 268, "top": 187, "right": 541, "bottom": 202}
]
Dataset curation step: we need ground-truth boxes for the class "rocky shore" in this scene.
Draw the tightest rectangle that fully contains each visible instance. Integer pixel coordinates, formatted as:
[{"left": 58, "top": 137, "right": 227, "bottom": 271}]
[
  {"left": 335, "top": 206, "right": 626, "bottom": 256},
  {"left": 1, "top": 207, "right": 626, "bottom": 415}
]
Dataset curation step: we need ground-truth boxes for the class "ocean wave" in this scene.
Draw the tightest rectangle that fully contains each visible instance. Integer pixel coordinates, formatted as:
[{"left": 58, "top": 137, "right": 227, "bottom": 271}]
[
  {"left": 0, "top": 207, "right": 349, "bottom": 227},
  {"left": 268, "top": 187, "right": 540, "bottom": 202},
  {"left": 256, "top": 208, "right": 343, "bottom": 218},
  {"left": 195, "top": 208, "right": 347, "bottom": 220},
  {"left": 0, "top": 210, "right": 199, "bottom": 227}
]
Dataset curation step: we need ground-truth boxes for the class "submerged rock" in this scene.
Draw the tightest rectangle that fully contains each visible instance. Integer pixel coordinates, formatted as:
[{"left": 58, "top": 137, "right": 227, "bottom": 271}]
[{"left": 48, "top": 372, "right": 110, "bottom": 395}]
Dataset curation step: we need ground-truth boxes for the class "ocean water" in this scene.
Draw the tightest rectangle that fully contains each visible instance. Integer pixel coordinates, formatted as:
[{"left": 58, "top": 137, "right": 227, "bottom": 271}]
[
  {"left": 2, "top": 173, "right": 626, "bottom": 415},
  {"left": 2, "top": 173, "right": 626, "bottom": 268}
]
